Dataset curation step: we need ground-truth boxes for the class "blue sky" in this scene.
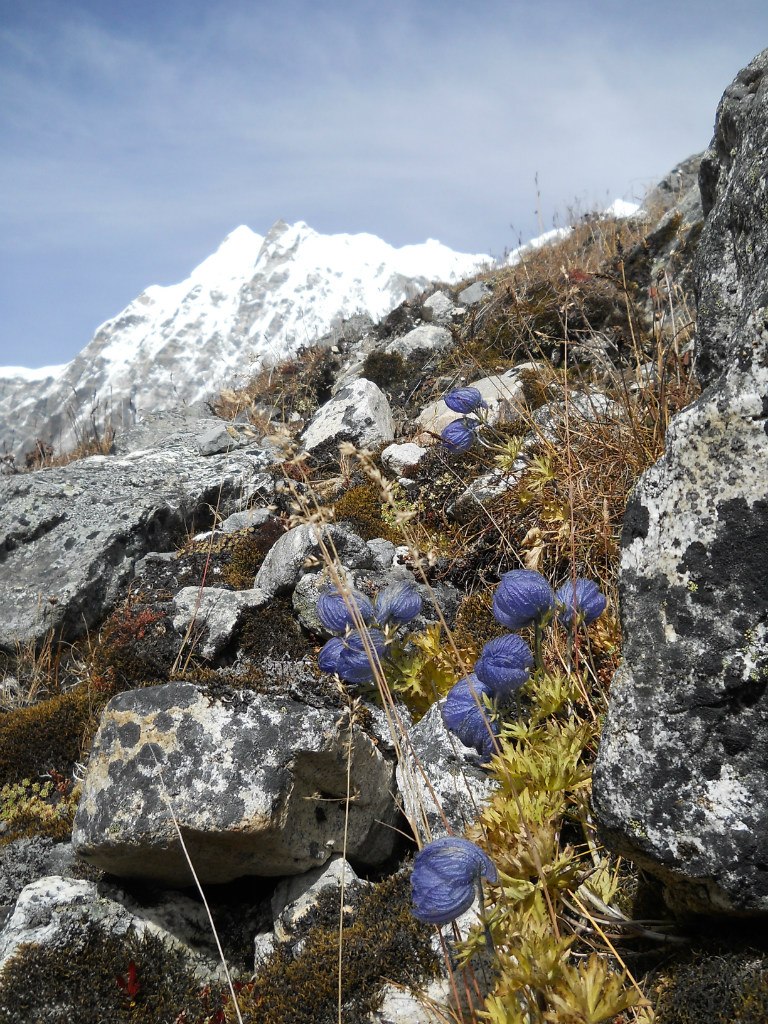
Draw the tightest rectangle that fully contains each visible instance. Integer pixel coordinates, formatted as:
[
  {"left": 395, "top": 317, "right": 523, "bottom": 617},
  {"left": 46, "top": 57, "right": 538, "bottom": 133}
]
[{"left": 1, "top": 1, "right": 767, "bottom": 367}]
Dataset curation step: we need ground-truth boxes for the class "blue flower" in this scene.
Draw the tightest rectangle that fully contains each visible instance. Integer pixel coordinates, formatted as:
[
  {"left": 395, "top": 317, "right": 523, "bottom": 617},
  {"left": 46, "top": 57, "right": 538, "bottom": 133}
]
[
  {"left": 375, "top": 581, "right": 423, "bottom": 625},
  {"left": 444, "top": 387, "right": 484, "bottom": 414},
  {"left": 441, "top": 418, "right": 477, "bottom": 452},
  {"left": 555, "top": 579, "right": 606, "bottom": 628},
  {"left": 442, "top": 674, "right": 498, "bottom": 759},
  {"left": 411, "top": 836, "right": 498, "bottom": 925},
  {"left": 474, "top": 634, "right": 533, "bottom": 699},
  {"left": 492, "top": 569, "right": 555, "bottom": 630},
  {"left": 335, "top": 628, "right": 387, "bottom": 683},
  {"left": 316, "top": 587, "right": 374, "bottom": 634},
  {"left": 318, "top": 636, "right": 345, "bottom": 674}
]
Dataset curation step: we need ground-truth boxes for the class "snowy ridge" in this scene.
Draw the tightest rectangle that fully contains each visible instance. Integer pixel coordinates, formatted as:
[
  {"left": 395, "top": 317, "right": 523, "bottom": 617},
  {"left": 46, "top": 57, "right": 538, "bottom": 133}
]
[
  {"left": 506, "top": 200, "right": 641, "bottom": 266},
  {"left": 0, "top": 220, "right": 489, "bottom": 459}
]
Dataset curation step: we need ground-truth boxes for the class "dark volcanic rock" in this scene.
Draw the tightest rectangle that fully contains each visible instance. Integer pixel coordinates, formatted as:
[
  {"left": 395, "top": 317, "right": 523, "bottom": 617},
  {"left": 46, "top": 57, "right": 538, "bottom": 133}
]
[{"left": 593, "top": 49, "right": 768, "bottom": 916}]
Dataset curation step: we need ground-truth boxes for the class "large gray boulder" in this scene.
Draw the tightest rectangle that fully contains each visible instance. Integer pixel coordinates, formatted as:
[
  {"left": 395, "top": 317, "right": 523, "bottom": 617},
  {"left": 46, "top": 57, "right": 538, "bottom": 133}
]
[
  {"left": 593, "top": 50, "right": 768, "bottom": 915},
  {"left": 72, "top": 683, "right": 399, "bottom": 886},
  {"left": 0, "top": 412, "right": 274, "bottom": 649},
  {"left": 301, "top": 378, "right": 394, "bottom": 457}
]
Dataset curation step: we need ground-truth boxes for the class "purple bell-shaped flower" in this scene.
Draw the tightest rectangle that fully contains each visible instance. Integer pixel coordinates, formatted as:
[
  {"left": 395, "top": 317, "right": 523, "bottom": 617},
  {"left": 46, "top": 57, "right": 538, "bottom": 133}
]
[
  {"left": 492, "top": 569, "right": 555, "bottom": 630},
  {"left": 555, "top": 579, "right": 606, "bottom": 628},
  {"left": 444, "top": 387, "right": 484, "bottom": 414},
  {"left": 474, "top": 633, "right": 533, "bottom": 699},
  {"left": 442, "top": 674, "right": 498, "bottom": 759},
  {"left": 316, "top": 587, "right": 374, "bottom": 634},
  {"left": 411, "top": 836, "right": 498, "bottom": 925},
  {"left": 375, "top": 581, "right": 423, "bottom": 625},
  {"left": 335, "top": 628, "right": 388, "bottom": 683},
  {"left": 441, "top": 418, "right": 477, "bottom": 453}
]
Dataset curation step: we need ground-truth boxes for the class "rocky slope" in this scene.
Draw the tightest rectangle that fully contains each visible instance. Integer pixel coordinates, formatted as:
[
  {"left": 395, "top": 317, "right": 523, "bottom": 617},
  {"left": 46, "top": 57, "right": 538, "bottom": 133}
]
[{"left": 3, "top": 47, "right": 768, "bottom": 1023}]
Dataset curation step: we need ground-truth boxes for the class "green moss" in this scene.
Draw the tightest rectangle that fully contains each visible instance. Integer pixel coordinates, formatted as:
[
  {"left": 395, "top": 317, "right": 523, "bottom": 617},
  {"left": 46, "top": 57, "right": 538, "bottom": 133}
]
[
  {"left": 221, "top": 522, "right": 285, "bottom": 590},
  {"left": 0, "top": 685, "right": 100, "bottom": 789},
  {"left": 333, "top": 483, "right": 401, "bottom": 544},
  {"left": 234, "top": 872, "right": 439, "bottom": 1024},
  {"left": 0, "top": 925, "right": 220, "bottom": 1024},
  {"left": 0, "top": 777, "right": 79, "bottom": 847},
  {"left": 450, "top": 592, "right": 507, "bottom": 658},
  {"left": 654, "top": 947, "right": 768, "bottom": 1024}
]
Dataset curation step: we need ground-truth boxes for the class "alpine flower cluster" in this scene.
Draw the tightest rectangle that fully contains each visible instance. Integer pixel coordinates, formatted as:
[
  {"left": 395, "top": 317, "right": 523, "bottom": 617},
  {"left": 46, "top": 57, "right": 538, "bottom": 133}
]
[
  {"left": 442, "top": 569, "right": 605, "bottom": 759},
  {"left": 316, "top": 580, "right": 423, "bottom": 684},
  {"left": 441, "top": 386, "right": 485, "bottom": 452}
]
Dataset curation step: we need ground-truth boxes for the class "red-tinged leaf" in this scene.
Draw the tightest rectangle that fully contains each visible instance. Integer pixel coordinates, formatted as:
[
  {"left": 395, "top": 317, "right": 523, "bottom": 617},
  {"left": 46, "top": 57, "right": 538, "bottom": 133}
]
[{"left": 116, "top": 960, "right": 140, "bottom": 999}]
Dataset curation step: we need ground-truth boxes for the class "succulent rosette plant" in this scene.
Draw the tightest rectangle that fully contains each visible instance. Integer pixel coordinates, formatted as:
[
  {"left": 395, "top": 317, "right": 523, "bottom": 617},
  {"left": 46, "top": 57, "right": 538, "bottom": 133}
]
[
  {"left": 375, "top": 581, "right": 423, "bottom": 626},
  {"left": 555, "top": 579, "right": 607, "bottom": 628},
  {"left": 411, "top": 836, "right": 498, "bottom": 924},
  {"left": 492, "top": 569, "right": 555, "bottom": 630},
  {"left": 474, "top": 633, "right": 534, "bottom": 699},
  {"left": 444, "top": 386, "right": 485, "bottom": 414},
  {"left": 442, "top": 674, "right": 499, "bottom": 759},
  {"left": 316, "top": 587, "right": 374, "bottom": 634}
]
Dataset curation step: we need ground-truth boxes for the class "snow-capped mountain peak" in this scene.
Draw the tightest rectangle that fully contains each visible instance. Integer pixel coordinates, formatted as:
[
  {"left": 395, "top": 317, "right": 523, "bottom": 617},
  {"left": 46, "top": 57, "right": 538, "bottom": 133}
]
[{"left": 0, "top": 221, "right": 490, "bottom": 459}]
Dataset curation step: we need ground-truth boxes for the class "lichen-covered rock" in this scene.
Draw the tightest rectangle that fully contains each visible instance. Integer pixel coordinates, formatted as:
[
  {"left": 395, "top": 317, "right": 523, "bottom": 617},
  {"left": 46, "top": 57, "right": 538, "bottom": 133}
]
[
  {"left": 0, "top": 875, "right": 225, "bottom": 981},
  {"left": 381, "top": 442, "right": 428, "bottom": 476},
  {"left": 422, "top": 290, "right": 457, "bottom": 326},
  {"left": 271, "top": 856, "right": 364, "bottom": 941},
  {"left": 171, "top": 585, "right": 268, "bottom": 658},
  {"left": 593, "top": 50, "right": 768, "bottom": 916},
  {"left": 72, "top": 683, "right": 399, "bottom": 885},
  {"left": 384, "top": 324, "right": 452, "bottom": 358},
  {"left": 696, "top": 49, "right": 768, "bottom": 389},
  {"left": 254, "top": 522, "right": 375, "bottom": 599},
  {"left": 396, "top": 701, "right": 496, "bottom": 845},
  {"left": 0, "top": 414, "right": 275, "bottom": 649},
  {"left": 301, "top": 378, "right": 394, "bottom": 457}
]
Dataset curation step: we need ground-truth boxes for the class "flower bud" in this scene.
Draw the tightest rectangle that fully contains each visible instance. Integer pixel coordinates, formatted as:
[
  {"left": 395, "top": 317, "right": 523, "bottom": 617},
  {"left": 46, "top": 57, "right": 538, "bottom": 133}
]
[
  {"left": 555, "top": 579, "right": 606, "bottom": 628},
  {"left": 492, "top": 569, "right": 555, "bottom": 630},
  {"left": 375, "top": 581, "right": 423, "bottom": 625}
]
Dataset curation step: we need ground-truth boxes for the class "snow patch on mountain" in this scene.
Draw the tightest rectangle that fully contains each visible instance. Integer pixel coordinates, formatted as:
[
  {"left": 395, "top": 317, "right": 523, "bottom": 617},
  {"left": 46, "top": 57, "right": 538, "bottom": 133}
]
[{"left": 0, "top": 220, "right": 490, "bottom": 460}]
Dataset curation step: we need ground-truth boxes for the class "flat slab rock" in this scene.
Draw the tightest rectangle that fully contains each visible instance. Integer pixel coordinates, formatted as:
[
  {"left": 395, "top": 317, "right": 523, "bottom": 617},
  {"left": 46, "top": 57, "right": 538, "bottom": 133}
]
[
  {"left": 72, "top": 683, "right": 399, "bottom": 886},
  {"left": 0, "top": 415, "right": 274, "bottom": 649}
]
